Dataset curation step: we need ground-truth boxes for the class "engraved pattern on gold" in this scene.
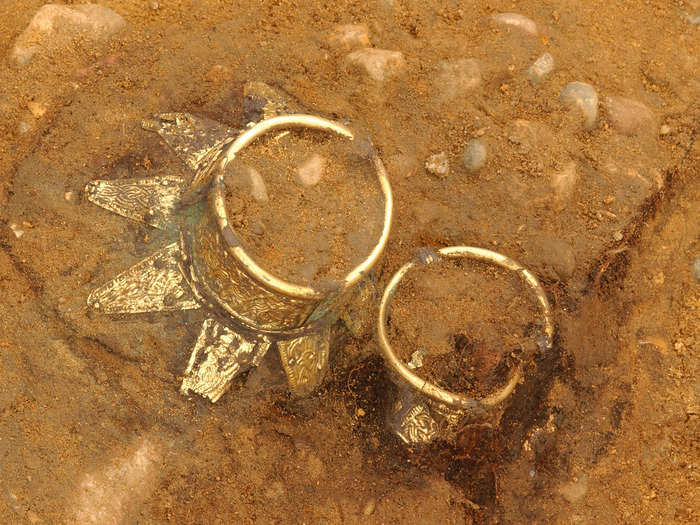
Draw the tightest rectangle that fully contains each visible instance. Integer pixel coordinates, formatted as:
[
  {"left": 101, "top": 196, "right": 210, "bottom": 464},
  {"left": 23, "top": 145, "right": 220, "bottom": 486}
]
[
  {"left": 181, "top": 318, "right": 271, "bottom": 402},
  {"left": 397, "top": 404, "right": 439, "bottom": 444},
  {"left": 340, "top": 275, "right": 377, "bottom": 339},
  {"left": 87, "top": 243, "right": 200, "bottom": 313},
  {"left": 193, "top": 216, "right": 316, "bottom": 331},
  {"left": 142, "top": 113, "right": 237, "bottom": 173},
  {"left": 277, "top": 326, "right": 331, "bottom": 397},
  {"left": 85, "top": 175, "right": 185, "bottom": 230}
]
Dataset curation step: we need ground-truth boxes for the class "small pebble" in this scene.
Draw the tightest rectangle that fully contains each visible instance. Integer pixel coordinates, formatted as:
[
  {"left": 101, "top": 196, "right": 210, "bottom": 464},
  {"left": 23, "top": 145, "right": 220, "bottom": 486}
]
[
  {"left": 425, "top": 152, "right": 449, "bottom": 178},
  {"left": 247, "top": 167, "right": 269, "bottom": 202},
  {"left": 27, "top": 101, "right": 46, "bottom": 118},
  {"left": 64, "top": 191, "right": 74, "bottom": 202},
  {"left": 526, "top": 53, "right": 554, "bottom": 83},
  {"left": 434, "top": 58, "right": 481, "bottom": 101},
  {"left": 559, "top": 82, "right": 599, "bottom": 130},
  {"left": 604, "top": 96, "right": 654, "bottom": 136},
  {"left": 250, "top": 221, "right": 265, "bottom": 236},
  {"left": 26, "top": 510, "right": 41, "bottom": 524},
  {"left": 462, "top": 139, "right": 487, "bottom": 172},
  {"left": 17, "top": 120, "right": 32, "bottom": 134},
  {"left": 693, "top": 257, "right": 700, "bottom": 283},
  {"left": 362, "top": 498, "right": 377, "bottom": 516},
  {"left": 659, "top": 124, "right": 671, "bottom": 135},
  {"left": 491, "top": 13, "right": 538, "bottom": 36},
  {"left": 296, "top": 153, "right": 326, "bottom": 186},
  {"left": 613, "top": 231, "right": 623, "bottom": 242},
  {"left": 356, "top": 408, "right": 366, "bottom": 417},
  {"left": 551, "top": 161, "right": 578, "bottom": 203},
  {"left": 150, "top": 1, "right": 160, "bottom": 10},
  {"left": 9, "top": 223, "right": 24, "bottom": 238},
  {"left": 407, "top": 348, "right": 427, "bottom": 369},
  {"left": 327, "top": 24, "right": 370, "bottom": 51},
  {"left": 346, "top": 48, "right": 406, "bottom": 82}
]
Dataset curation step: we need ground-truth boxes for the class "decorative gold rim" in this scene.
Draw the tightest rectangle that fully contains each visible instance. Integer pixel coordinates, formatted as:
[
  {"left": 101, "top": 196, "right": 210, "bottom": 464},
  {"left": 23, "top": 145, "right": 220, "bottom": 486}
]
[
  {"left": 377, "top": 246, "right": 554, "bottom": 410},
  {"left": 211, "top": 114, "right": 393, "bottom": 300}
]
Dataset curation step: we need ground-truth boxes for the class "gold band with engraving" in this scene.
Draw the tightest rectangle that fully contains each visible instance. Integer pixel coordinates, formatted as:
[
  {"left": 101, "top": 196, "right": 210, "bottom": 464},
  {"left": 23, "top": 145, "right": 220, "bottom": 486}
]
[
  {"left": 193, "top": 115, "right": 393, "bottom": 334},
  {"left": 377, "top": 246, "right": 554, "bottom": 411}
]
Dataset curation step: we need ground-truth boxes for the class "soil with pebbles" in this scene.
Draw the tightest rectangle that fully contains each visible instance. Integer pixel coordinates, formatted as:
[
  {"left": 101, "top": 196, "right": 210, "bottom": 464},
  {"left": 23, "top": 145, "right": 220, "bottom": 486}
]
[{"left": 224, "top": 128, "right": 384, "bottom": 287}]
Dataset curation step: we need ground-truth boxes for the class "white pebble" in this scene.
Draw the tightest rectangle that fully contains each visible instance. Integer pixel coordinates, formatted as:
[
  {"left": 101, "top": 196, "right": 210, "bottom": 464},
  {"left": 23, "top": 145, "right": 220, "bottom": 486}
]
[
  {"left": 559, "top": 82, "right": 599, "bottom": 130},
  {"left": 9, "top": 223, "right": 24, "bottom": 238},
  {"left": 526, "top": 53, "right": 554, "bottom": 83},
  {"left": 491, "top": 13, "right": 538, "bottom": 36},
  {"left": 327, "top": 24, "right": 370, "bottom": 51},
  {"left": 462, "top": 139, "right": 487, "bottom": 172},
  {"left": 551, "top": 161, "right": 578, "bottom": 203},
  {"left": 17, "top": 120, "right": 32, "bottom": 135},
  {"left": 246, "top": 167, "right": 268, "bottom": 203},
  {"left": 425, "top": 152, "right": 449, "bottom": 178},
  {"left": 659, "top": 124, "right": 671, "bottom": 135},
  {"left": 296, "top": 153, "right": 326, "bottom": 187},
  {"left": 346, "top": 48, "right": 406, "bottom": 82}
]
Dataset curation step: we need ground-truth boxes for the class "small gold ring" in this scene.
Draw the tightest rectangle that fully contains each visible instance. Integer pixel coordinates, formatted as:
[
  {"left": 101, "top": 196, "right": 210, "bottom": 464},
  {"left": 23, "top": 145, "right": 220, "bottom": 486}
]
[
  {"left": 211, "top": 114, "right": 393, "bottom": 300},
  {"left": 377, "top": 246, "right": 554, "bottom": 411}
]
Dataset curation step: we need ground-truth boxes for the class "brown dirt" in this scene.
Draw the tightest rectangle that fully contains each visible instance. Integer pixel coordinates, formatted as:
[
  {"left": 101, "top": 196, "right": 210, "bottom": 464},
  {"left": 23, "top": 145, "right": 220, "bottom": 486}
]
[
  {"left": 0, "top": 1, "right": 697, "bottom": 524},
  {"left": 226, "top": 127, "right": 383, "bottom": 286},
  {"left": 389, "top": 258, "right": 540, "bottom": 396}
]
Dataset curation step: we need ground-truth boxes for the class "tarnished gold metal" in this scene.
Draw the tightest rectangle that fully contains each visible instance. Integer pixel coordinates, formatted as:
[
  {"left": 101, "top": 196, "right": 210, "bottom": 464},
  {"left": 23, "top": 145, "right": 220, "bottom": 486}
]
[
  {"left": 378, "top": 246, "right": 554, "bottom": 445},
  {"left": 85, "top": 82, "right": 393, "bottom": 401}
]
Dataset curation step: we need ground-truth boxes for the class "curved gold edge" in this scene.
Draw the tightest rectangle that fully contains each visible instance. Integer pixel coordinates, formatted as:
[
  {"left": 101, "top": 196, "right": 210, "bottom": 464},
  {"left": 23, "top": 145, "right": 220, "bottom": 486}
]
[
  {"left": 209, "top": 114, "right": 393, "bottom": 302},
  {"left": 377, "top": 246, "right": 554, "bottom": 410}
]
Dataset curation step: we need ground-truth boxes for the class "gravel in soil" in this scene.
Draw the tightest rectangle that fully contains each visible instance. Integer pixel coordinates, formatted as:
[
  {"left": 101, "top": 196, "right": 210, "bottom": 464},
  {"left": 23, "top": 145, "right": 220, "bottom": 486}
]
[
  {"left": 226, "top": 128, "right": 384, "bottom": 287},
  {"left": 389, "top": 258, "right": 540, "bottom": 396}
]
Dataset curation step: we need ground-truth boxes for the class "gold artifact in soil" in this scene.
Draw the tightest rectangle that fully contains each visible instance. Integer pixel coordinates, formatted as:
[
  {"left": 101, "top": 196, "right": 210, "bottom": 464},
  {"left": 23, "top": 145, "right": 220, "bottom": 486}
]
[
  {"left": 378, "top": 246, "right": 554, "bottom": 445},
  {"left": 85, "top": 83, "right": 393, "bottom": 401}
]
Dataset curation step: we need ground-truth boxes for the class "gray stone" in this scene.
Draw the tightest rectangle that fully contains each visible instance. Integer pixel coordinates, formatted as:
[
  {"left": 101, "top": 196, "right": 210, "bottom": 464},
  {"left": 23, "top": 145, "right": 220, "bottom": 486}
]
[
  {"left": 559, "top": 82, "right": 599, "bottom": 130},
  {"left": 461, "top": 139, "right": 487, "bottom": 172},
  {"left": 10, "top": 4, "right": 126, "bottom": 66},
  {"left": 693, "top": 257, "right": 700, "bottom": 283},
  {"left": 526, "top": 53, "right": 554, "bottom": 83}
]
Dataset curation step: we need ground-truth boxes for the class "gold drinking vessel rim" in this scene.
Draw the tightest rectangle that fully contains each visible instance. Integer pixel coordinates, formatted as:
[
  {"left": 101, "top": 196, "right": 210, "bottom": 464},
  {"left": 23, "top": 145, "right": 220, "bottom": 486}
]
[
  {"left": 211, "top": 114, "right": 393, "bottom": 300},
  {"left": 377, "top": 246, "right": 555, "bottom": 410}
]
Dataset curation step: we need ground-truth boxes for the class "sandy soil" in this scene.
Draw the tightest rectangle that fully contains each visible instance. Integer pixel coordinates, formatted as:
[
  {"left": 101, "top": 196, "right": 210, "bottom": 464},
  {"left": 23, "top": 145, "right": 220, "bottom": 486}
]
[{"left": 0, "top": 1, "right": 697, "bottom": 523}]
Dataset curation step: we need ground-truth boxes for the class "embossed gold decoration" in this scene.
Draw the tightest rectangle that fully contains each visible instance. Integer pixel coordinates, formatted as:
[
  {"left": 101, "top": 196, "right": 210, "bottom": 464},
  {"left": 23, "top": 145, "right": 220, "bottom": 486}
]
[
  {"left": 85, "top": 82, "right": 393, "bottom": 402},
  {"left": 378, "top": 246, "right": 554, "bottom": 445}
]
